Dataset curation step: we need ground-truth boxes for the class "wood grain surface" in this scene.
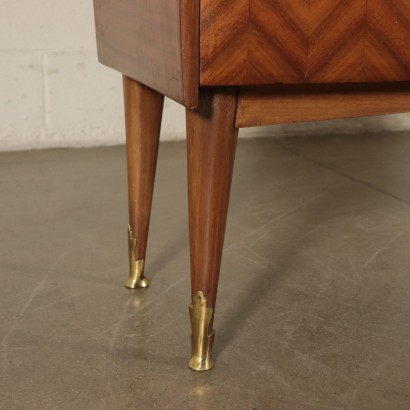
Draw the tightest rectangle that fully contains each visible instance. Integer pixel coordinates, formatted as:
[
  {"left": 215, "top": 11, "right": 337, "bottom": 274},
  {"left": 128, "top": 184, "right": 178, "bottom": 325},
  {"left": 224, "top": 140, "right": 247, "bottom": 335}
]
[
  {"left": 124, "top": 76, "right": 164, "bottom": 261},
  {"left": 94, "top": 0, "right": 199, "bottom": 108},
  {"left": 236, "top": 83, "right": 410, "bottom": 127},
  {"left": 200, "top": 0, "right": 410, "bottom": 85},
  {"left": 187, "top": 88, "right": 239, "bottom": 311}
]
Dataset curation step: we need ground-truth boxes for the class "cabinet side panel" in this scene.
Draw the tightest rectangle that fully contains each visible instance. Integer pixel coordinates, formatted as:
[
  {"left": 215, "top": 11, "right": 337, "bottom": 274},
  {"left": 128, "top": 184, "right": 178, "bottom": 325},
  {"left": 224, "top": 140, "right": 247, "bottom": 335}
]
[{"left": 94, "top": 0, "right": 199, "bottom": 107}]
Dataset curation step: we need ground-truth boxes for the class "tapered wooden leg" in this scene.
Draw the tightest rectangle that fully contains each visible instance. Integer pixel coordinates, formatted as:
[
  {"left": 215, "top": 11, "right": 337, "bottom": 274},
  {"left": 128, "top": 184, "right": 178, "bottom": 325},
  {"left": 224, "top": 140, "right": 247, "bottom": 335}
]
[
  {"left": 123, "top": 76, "right": 164, "bottom": 289},
  {"left": 186, "top": 88, "right": 239, "bottom": 371}
]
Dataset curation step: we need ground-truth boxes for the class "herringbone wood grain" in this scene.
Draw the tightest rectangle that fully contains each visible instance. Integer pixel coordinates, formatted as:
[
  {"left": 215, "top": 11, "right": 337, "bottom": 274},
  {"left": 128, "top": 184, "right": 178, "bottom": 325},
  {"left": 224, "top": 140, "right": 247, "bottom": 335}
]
[
  {"left": 365, "top": 0, "right": 410, "bottom": 81},
  {"left": 200, "top": 0, "right": 250, "bottom": 84},
  {"left": 200, "top": 0, "right": 410, "bottom": 85}
]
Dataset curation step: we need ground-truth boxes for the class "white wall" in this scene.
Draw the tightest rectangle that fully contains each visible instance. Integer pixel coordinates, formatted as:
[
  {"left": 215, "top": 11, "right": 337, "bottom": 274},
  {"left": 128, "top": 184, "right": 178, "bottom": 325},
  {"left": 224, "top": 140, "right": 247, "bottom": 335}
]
[{"left": 0, "top": 1, "right": 409, "bottom": 152}]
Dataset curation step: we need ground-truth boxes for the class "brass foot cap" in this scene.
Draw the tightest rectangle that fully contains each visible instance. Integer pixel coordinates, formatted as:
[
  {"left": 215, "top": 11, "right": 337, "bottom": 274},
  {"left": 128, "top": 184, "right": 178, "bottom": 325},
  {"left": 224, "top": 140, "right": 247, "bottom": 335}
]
[
  {"left": 125, "top": 275, "right": 150, "bottom": 289},
  {"left": 188, "top": 329, "right": 215, "bottom": 371},
  {"left": 188, "top": 291, "right": 215, "bottom": 372},
  {"left": 127, "top": 225, "right": 150, "bottom": 289},
  {"left": 188, "top": 361, "right": 215, "bottom": 372}
]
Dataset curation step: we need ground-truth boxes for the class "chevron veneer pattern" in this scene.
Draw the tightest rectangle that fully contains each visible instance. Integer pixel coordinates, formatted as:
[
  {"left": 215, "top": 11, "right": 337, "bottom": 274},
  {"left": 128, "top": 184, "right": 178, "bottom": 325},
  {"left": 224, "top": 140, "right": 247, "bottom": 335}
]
[{"left": 200, "top": 0, "right": 410, "bottom": 85}]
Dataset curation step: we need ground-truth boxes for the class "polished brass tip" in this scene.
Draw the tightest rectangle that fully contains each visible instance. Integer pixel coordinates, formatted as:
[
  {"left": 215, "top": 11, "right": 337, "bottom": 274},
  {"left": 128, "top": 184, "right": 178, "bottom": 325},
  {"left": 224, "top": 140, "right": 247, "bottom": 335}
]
[
  {"left": 188, "top": 291, "right": 215, "bottom": 371},
  {"left": 126, "top": 225, "right": 150, "bottom": 289}
]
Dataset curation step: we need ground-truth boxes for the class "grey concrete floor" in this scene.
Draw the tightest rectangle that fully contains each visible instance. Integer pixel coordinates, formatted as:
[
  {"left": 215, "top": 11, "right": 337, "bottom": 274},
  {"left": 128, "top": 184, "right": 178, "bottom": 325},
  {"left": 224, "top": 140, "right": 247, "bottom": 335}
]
[{"left": 1, "top": 132, "right": 410, "bottom": 409}]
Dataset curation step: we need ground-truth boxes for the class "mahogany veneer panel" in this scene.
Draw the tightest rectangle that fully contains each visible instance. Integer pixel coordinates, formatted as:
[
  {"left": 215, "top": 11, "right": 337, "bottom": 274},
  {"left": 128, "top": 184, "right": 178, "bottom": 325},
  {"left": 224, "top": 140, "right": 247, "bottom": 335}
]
[
  {"left": 94, "top": 0, "right": 199, "bottom": 108},
  {"left": 200, "top": 0, "right": 410, "bottom": 86},
  {"left": 365, "top": 0, "right": 410, "bottom": 82},
  {"left": 236, "top": 83, "right": 410, "bottom": 127}
]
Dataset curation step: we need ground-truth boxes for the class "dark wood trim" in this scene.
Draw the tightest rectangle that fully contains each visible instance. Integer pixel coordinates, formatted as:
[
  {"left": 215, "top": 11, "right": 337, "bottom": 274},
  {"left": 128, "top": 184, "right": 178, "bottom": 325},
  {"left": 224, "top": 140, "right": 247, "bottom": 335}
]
[{"left": 180, "top": 0, "right": 200, "bottom": 108}]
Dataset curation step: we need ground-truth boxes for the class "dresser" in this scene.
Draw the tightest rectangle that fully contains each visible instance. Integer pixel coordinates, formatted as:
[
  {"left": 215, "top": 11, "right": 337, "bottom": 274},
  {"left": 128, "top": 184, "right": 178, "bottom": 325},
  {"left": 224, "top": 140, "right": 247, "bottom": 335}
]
[{"left": 93, "top": 0, "right": 410, "bottom": 371}]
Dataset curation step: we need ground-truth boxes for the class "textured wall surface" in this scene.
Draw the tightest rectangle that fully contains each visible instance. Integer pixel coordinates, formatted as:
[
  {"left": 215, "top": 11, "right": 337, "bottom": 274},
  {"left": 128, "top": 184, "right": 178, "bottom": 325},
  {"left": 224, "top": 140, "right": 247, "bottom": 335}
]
[{"left": 0, "top": 0, "right": 409, "bottom": 151}]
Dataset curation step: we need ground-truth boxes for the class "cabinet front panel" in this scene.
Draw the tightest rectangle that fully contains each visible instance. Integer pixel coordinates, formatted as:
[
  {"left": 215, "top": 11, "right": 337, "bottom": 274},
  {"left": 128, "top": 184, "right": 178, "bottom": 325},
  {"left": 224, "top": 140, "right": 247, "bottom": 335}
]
[{"left": 200, "top": 0, "right": 410, "bottom": 85}]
